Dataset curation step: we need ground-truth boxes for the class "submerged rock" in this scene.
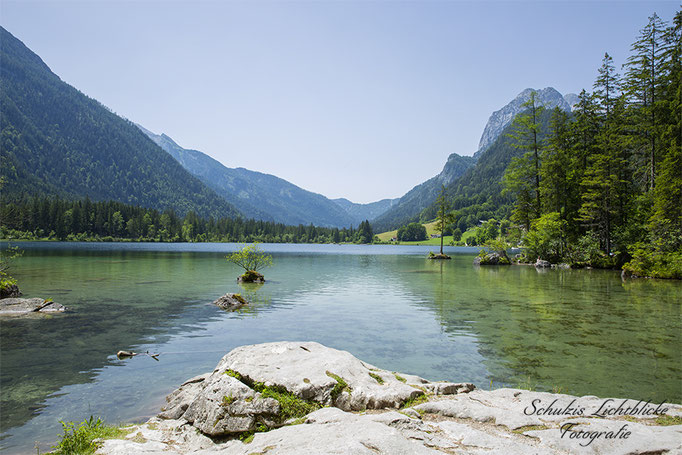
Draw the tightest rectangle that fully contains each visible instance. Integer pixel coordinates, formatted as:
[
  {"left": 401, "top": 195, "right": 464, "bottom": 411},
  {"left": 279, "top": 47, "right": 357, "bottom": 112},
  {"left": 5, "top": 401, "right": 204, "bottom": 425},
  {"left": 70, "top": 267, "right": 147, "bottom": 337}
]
[
  {"left": 97, "top": 342, "right": 682, "bottom": 455},
  {"left": 212, "top": 293, "right": 247, "bottom": 310},
  {"left": 0, "top": 297, "right": 66, "bottom": 316}
]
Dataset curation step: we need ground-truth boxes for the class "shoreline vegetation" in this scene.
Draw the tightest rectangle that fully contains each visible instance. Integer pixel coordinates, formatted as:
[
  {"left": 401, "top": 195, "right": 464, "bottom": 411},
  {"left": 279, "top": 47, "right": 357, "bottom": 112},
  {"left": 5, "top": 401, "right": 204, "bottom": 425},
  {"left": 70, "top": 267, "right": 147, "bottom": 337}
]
[
  {"left": 1, "top": 218, "right": 679, "bottom": 280},
  {"left": 1, "top": 14, "right": 680, "bottom": 280}
]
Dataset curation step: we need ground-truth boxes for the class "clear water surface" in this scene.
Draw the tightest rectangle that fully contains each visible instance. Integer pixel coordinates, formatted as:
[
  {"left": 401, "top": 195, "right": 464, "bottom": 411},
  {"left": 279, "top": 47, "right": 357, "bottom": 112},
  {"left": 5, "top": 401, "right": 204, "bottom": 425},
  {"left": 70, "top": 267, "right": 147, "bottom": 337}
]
[{"left": 0, "top": 242, "right": 680, "bottom": 454}]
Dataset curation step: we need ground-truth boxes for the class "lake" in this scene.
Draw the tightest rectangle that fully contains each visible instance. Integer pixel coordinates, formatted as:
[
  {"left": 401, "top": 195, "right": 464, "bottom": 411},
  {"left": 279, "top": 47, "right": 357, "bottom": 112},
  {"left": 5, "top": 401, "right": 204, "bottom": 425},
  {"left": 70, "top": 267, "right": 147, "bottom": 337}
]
[{"left": 0, "top": 242, "right": 680, "bottom": 454}]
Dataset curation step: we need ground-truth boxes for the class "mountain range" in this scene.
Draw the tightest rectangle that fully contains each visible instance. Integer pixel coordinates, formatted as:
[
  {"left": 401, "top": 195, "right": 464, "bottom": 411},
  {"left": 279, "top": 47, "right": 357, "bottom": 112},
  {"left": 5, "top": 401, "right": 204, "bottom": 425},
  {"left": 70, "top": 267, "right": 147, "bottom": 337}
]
[
  {"left": 136, "top": 125, "right": 398, "bottom": 228},
  {"left": 0, "top": 25, "right": 578, "bottom": 234},
  {"left": 0, "top": 26, "right": 393, "bottom": 228}
]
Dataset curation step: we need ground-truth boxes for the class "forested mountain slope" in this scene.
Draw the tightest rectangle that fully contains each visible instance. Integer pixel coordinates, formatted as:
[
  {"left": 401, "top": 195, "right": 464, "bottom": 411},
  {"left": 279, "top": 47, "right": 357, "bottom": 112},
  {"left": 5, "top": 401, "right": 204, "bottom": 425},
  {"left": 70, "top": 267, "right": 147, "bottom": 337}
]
[
  {"left": 0, "top": 27, "right": 240, "bottom": 219},
  {"left": 371, "top": 153, "right": 475, "bottom": 232},
  {"left": 420, "top": 109, "right": 554, "bottom": 228}
]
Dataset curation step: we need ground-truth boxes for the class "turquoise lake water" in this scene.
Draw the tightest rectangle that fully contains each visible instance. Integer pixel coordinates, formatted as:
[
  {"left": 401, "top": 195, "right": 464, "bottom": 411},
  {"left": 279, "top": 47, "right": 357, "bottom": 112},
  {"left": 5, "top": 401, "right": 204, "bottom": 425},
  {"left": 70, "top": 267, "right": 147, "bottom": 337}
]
[{"left": 0, "top": 242, "right": 680, "bottom": 453}]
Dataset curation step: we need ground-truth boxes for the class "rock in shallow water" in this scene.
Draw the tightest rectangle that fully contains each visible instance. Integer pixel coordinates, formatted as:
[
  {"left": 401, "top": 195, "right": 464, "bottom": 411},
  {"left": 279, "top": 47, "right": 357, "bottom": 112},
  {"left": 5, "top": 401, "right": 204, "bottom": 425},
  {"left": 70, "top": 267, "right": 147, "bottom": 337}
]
[
  {"left": 237, "top": 270, "right": 265, "bottom": 283},
  {"left": 535, "top": 258, "right": 552, "bottom": 268},
  {"left": 0, "top": 297, "right": 66, "bottom": 315},
  {"left": 212, "top": 293, "right": 247, "bottom": 310},
  {"left": 474, "top": 252, "right": 511, "bottom": 265}
]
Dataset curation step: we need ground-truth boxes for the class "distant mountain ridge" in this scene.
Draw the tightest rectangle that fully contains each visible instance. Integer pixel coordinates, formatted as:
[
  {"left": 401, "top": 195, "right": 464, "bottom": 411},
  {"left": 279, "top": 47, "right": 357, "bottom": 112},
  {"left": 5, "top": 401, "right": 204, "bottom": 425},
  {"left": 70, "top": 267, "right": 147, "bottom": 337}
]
[
  {"left": 138, "top": 126, "right": 388, "bottom": 228},
  {"left": 371, "top": 152, "right": 475, "bottom": 232},
  {"left": 331, "top": 197, "right": 400, "bottom": 224},
  {"left": 474, "top": 87, "right": 576, "bottom": 158},
  {"left": 0, "top": 26, "right": 240, "bottom": 220}
]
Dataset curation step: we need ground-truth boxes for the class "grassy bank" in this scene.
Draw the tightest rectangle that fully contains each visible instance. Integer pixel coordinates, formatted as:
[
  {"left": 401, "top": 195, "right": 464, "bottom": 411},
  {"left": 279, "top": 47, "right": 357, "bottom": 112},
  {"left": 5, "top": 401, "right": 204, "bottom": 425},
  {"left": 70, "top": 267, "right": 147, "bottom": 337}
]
[{"left": 376, "top": 223, "right": 478, "bottom": 246}]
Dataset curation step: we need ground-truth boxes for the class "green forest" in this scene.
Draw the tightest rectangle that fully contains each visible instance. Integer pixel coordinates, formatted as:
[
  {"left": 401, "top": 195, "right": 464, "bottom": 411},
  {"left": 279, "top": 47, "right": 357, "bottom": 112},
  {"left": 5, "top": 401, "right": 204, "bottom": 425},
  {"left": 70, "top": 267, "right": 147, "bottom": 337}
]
[
  {"left": 0, "top": 196, "right": 374, "bottom": 244},
  {"left": 475, "top": 12, "right": 681, "bottom": 278}
]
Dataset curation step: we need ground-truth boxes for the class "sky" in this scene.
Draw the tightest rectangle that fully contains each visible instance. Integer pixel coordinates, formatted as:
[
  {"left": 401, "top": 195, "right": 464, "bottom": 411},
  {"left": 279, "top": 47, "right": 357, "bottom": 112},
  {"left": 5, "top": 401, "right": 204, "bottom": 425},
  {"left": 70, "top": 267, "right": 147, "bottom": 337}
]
[{"left": 1, "top": 1, "right": 679, "bottom": 203}]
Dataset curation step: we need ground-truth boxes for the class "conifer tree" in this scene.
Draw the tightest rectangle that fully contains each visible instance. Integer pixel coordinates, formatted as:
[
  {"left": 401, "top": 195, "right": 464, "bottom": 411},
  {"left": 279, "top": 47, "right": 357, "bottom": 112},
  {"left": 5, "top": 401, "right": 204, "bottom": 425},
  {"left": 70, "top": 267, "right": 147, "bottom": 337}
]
[
  {"left": 503, "top": 91, "right": 545, "bottom": 230},
  {"left": 356, "top": 220, "right": 374, "bottom": 244},
  {"left": 648, "top": 11, "right": 682, "bottom": 250},
  {"left": 540, "top": 108, "right": 575, "bottom": 222},
  {"left": 578, "top": 55, "right": 625, "bottom": 255},
  {"left": 623, "top": 13, "right": 671, "bottom": 191},
  {"left": 594, "top": 53, "right": 621, "bottom": 116}
]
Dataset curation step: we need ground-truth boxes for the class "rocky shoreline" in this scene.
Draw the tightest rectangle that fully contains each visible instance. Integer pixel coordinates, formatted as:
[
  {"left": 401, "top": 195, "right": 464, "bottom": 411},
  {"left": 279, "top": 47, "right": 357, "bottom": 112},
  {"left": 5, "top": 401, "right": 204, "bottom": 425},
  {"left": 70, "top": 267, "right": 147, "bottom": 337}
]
[{"left": 98, "top": 342, "right": 681, "bottom": 455}]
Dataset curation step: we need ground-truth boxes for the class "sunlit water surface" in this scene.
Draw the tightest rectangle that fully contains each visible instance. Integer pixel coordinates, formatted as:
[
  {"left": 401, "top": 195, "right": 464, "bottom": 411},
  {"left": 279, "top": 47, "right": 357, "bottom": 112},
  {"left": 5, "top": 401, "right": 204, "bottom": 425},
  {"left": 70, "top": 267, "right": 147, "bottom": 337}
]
[{"left": 0, "top": 242, "right": 680, "bottom": 453}]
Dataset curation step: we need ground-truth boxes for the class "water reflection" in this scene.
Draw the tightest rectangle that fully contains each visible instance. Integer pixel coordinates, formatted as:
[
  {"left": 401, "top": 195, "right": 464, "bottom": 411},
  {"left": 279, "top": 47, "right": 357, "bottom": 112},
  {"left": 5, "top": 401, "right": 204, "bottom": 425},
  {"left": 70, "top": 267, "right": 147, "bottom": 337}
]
[
  {"left": 0, "top": 243, "right": 679, "bottom": 454},
  {"left": 414, "top": 258, "right": 681, "bottom": 402}
]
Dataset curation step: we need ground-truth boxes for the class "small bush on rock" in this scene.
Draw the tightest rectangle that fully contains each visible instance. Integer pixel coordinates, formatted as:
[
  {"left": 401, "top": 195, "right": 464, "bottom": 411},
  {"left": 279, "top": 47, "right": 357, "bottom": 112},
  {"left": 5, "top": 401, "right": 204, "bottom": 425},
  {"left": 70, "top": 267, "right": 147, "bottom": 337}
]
[{"left": 52, "top": 416, "right": 129, "bottom": 455}]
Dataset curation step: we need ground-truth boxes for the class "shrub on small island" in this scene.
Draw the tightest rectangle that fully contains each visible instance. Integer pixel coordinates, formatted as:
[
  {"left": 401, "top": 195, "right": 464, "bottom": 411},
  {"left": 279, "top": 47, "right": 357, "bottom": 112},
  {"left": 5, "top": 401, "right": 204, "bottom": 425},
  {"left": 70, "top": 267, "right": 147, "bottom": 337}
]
[{"left": 226, "top": 243, "right": 272, "bottom": 282}]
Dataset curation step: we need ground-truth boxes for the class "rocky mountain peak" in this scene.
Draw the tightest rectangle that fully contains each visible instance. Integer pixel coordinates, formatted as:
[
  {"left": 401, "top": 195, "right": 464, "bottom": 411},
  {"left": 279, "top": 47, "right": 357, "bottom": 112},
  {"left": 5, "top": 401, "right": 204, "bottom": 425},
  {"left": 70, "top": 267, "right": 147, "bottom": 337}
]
[{"left": 475, "top": 87, "right": 574, "bottom": 158}]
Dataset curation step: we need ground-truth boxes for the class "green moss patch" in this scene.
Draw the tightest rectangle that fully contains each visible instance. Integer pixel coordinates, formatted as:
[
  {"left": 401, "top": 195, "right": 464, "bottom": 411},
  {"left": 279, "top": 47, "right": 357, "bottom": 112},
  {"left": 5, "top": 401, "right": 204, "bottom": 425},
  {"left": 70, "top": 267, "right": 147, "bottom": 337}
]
[
  {"left": 225, "top": 369, "right": 243, "bottom": 381},
  {"left": 401, "top": 393, "right": 428, "bottom": 409},
  {"left": 130, "top": 432, "right": 147, "bottom": 443},
  {"left": 326, "top": 371, "right": 351, "bottom": 401},
  {"left": 393, "top": 373, "right": 406, "bottom": 383},
  {"left": 232, "top": 293, "right": 247, "bottom": 305},
  {"left": 222, "top": 394, "right": 236, "bottom": 406},
  {"left": 513, "top": 424, "right": 549, "bottom": 434},
  {"left": 239, "top": 423, "right": 268, "bottom": 444},
  {"left": 369, "top": 372, "right": 384, "bottom": 385},
  {"left": 655, "top": 415, "right": 682, "bottom": 426},
  {"left": 252, "top": 383, "right": 320, "bottom": 421}
]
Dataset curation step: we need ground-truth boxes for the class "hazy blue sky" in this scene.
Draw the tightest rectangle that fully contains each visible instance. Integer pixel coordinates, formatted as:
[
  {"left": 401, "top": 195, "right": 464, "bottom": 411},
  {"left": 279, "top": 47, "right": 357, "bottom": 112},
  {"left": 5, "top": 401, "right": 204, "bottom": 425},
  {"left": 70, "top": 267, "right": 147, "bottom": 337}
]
[{"left": 1, "top": 1, "right": 679, "bottom": 203}]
